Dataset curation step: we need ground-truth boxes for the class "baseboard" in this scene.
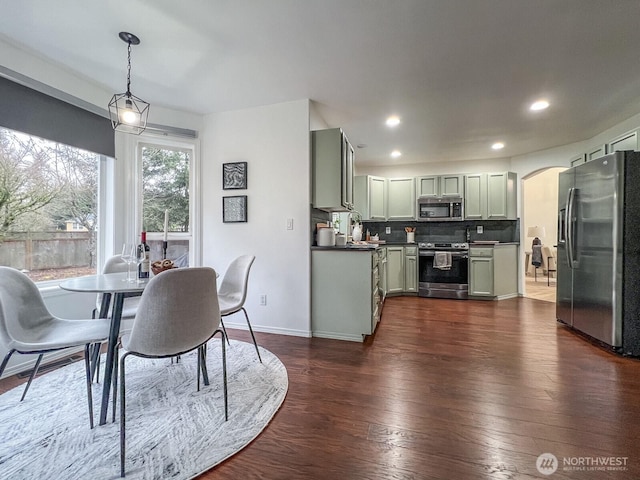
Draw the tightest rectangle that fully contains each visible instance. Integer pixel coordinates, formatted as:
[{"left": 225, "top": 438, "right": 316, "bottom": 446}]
[
  {"left": 311, "top": 331, "right": 364, "bottom": 342},
  {"left": 222, "top": 321, "right": 311, "bottom": 338}
]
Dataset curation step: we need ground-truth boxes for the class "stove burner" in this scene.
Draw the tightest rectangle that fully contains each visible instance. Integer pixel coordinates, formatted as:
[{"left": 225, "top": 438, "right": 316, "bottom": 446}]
[{"left": 418, "top": 242, "right": 468, "bottom": 250}]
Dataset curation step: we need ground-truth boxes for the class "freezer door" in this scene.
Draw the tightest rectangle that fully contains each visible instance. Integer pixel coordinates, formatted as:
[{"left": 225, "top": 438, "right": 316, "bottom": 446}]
[
  {"left": 556, "top": 169, "right": 574, "bottom": 326},
  {"left": 571, "top": 155, "right": 621, "bottom": 346}
]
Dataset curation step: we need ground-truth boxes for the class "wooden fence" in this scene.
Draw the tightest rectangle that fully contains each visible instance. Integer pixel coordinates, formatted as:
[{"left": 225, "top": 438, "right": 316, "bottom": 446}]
[{"left": 0, "top": 232, "right": 92, "bottom": 271}]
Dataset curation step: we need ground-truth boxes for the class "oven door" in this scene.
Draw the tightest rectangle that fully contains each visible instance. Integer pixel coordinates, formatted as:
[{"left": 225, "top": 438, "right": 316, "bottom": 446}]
[{"left": 418, "top": 250, "right": 468, "bottom": 299}]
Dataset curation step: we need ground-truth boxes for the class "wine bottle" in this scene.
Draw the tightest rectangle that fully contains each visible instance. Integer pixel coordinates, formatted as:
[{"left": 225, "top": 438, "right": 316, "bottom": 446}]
[{"left": 137, "top": 231, "right": 150, "bottom": 279}]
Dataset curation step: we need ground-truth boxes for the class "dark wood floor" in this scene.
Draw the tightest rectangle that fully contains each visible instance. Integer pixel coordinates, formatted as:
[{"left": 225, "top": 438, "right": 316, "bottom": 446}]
[{"left": 3, "top": 296, "right": 640, "bottom": 479}]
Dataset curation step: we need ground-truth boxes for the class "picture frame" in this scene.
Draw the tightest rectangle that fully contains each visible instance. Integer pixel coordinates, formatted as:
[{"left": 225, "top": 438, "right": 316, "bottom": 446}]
[
  {"left": 222, "top": 161, "right": 248, "bottom": 190},
  {"left": 222, "top": 195, "right": 248, "bottom": 223}
]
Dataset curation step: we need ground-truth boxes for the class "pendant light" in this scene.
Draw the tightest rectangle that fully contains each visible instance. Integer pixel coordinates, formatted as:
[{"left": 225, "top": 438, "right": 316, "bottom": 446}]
[{"left": 108, "top": 32, "right": 150, "bottom": 135}]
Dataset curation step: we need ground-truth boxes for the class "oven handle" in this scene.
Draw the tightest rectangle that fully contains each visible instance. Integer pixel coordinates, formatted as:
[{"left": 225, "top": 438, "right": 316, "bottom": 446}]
[{"left": 419, "top": 251, "right": 468, "bottom": 258}]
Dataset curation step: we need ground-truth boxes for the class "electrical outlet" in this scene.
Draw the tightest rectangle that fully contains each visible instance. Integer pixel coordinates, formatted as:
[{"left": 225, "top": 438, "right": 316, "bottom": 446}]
[
  {"left": 259, "top": 294, "right": 267, "bottom": 306},
  {"left": 385, "top": 226, "right": 391, "bottom": 234},
  {"left": 477, "top": 225, "right": 484, "bottom": 234},
  {"left": 286, "top": 218, "right": 294, "bottom": 230}
]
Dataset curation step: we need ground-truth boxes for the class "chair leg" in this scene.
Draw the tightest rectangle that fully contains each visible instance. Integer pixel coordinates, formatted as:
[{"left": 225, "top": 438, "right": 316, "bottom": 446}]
[
  {"left": 219, "top": 317, "right": 231, "bottom": 345},
  {"left": 90, "top": 342, "right": 101, "bottom": 383},
  {"left": 242, "top": 308, "right": 262, "bottom": 363},
  {"left": 83, "top": 344, "right": 94, "bottom": 429},
  {"left": 198, "top": 345, "right": 210, "bottom": 388},
  {"left": 21, "top": 353, "right": 44, "bottom": 402}
]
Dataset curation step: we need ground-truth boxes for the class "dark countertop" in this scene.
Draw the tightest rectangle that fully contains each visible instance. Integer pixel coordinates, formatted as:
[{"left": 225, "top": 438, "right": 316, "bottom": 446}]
[{"left": 312, "top": 244, "right": 379, "bottom": 251}]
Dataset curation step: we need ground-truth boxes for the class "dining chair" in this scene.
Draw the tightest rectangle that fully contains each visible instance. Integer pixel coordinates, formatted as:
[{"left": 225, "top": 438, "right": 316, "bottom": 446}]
[
  {"left": 218, "top": 255, "right": 261, "bottom": 362},
  {"left": 0, "top": 266, "right": 111, "bottom": 428},
  {"left": 118, "top": 266, "right": 227, "bottom": 477}
]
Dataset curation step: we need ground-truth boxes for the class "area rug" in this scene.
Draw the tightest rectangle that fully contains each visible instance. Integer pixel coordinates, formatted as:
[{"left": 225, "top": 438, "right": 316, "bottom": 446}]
[{"left": 0, "top": 339, "right": 288, "bottom": 479}]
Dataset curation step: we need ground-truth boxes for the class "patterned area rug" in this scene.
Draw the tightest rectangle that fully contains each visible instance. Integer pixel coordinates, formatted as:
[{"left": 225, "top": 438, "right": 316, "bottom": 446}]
[{"left": 0, "top": 339, "right": 288, "bottom": 479}]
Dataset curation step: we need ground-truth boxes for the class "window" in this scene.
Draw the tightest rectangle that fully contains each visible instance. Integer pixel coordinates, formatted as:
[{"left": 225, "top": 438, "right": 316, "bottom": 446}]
[
  {"left": 0, "top": 126, "right": 111, "bottom": 282},
  {"left": 136, "top": 139, "right": 197, "bottom": 267}
]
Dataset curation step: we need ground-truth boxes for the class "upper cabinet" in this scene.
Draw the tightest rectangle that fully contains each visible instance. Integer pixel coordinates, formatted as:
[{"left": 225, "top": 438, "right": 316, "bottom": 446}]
[
  {"left": 586, "top": 144, "right": 607, "bottom": 162},
  {"left": 387, "top": 178, "right": 416, "bottom": 220},
  {"left": 354, "top": 175, "right": 386, "bottom": 220},
  {"left": 464, "top": 172, "right": 517, "bottom": 220},
  {"left": 417, "top": 174, "right": 463, "bottom": 198},
  {"left": 312, "top": 128, "right": 354, "bottom": 211},
  {"left": 608, "top": 130, "right": 638, "bottom": 153}
]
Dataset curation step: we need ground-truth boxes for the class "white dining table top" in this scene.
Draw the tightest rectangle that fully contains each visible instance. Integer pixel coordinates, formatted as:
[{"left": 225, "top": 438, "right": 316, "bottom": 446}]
[{"left": 59, "top": 271, "right": 149, "bottom": 293}]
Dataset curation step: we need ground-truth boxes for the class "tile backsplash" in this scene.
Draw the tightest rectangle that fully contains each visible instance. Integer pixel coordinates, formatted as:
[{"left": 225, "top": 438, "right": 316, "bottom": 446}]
[{"left": 362, "top": 219, "right": 520, "bottom": 244}]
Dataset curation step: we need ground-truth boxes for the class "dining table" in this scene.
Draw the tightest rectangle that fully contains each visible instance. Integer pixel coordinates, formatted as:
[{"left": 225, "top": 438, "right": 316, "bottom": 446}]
[{"left": 59, "top": 272, "right": 148, "bottom": 426}]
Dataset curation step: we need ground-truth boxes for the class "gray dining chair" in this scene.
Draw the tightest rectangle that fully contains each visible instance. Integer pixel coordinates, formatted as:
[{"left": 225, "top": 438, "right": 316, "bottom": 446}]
[
  {"left": 118, "top": 266, "right": 227, "bottom": 477},
  {"left": 0, "top": 266, "right": 111, "bottom": 428},
  {"left": 218, "top": 255, "right": 261, "bottom": 362}
]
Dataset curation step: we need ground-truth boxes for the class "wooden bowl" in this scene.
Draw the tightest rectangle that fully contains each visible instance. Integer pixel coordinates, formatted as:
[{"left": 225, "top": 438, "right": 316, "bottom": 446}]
[{"left": 151, "top": 264, "right": 176, "bottom": 275}]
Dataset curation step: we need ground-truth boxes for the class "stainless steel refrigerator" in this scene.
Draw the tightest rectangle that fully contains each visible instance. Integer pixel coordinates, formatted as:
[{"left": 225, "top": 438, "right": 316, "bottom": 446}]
[{"left": 557, "top": 150, "right": 640, "bottom": 355}]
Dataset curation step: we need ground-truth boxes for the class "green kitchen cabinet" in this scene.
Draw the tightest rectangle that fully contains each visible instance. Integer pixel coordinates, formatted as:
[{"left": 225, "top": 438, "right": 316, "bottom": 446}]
[
  {"left": 404, "top": 246, "right": 418, "bottom": 293},
  {"left": 354, "top": 175, "right": 386, "bottom": 220},
  {"left": 417, "top": 174, "right": 463, "bottom": 198},
  {"left": 387, "top": 177, "right": 416, "bottom": 220},
  {"left": 464, "top": 172, "right": 516, "bottom": 220},
  {"left": 312, "top": 128, "right": 354, "bottom": 211},
  {"left": 469, "top": 245, "right": 518, "bottom": 299},
  {"left": 386, "top": 246, "right": 405, "bottom": 294}
]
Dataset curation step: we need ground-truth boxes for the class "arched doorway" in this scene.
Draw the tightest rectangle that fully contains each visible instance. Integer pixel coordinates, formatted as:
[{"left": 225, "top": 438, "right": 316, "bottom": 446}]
[{"left": 522, "top": 167, "right": 567, "bottom": 302}]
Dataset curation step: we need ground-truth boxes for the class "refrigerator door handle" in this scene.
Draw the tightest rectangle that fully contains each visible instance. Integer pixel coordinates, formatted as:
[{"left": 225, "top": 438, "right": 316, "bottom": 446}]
[{"left": 566, "top": 187, "right": 576, "bottom": 268}]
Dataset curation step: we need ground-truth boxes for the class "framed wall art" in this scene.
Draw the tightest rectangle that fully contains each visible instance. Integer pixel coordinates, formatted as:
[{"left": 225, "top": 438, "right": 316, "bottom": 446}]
[
  {"left": 222, "top": 161, "right": 248, "bottom": 190},
  {"left": 222, "top": 195, "right": 247, "bottom": 223}
]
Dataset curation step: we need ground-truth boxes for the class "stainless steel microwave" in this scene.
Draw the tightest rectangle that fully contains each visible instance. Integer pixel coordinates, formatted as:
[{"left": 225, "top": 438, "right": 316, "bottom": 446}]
[{"left": 417, "top": 196, "right": 464, "bottom": 221}]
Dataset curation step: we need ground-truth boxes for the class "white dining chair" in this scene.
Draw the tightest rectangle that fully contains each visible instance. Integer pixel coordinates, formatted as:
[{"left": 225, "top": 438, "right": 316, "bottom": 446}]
[
  {"left": 0, "top": 266, "right": 111, "bottom": 428},
  {"left": 217, "top": 255, "right": 261, "bottom": 362},
  {"left": 117, "top": 267, "right": 227, "bottom": 477}
]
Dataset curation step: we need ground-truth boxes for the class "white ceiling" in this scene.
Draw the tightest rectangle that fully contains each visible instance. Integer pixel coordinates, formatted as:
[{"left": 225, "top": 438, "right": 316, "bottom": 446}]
[{"left": 3, "top": 0, "right": 640, "bottom": 167}]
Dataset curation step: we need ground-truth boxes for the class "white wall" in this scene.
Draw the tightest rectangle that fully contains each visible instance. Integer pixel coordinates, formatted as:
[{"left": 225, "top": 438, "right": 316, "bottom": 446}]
[
  {"left": 523, "top": 167, "right": 566, "bottom": 249},
  {"left": 201, "top": 99, "right": 312, "bottom": 337}
]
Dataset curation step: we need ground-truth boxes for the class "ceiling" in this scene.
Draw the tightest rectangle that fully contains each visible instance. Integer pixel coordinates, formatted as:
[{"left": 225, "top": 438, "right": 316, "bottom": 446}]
[{"left": 3, "top": 1, "right": 640, "bottom": 167}]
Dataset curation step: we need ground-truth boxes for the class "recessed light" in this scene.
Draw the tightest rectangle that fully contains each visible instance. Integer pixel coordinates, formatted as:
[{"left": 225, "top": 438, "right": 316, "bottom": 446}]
[
  {"left": 386, "top": 116, "right": 401, "bottom": 127},
  {"left": 492, "top": 142, "right": 505, "bottom": 150},
  {"left": 530, "top": 100, "right": 550, "bottom": 111},
  {"left": 391, "top": 150, "right": 402, "bottom": 158}
]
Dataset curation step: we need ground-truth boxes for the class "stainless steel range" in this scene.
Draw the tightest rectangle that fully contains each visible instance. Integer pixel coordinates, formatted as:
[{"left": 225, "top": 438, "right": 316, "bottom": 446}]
[{"left": 418, "top": 242, "right": 468, "bottom": 299}]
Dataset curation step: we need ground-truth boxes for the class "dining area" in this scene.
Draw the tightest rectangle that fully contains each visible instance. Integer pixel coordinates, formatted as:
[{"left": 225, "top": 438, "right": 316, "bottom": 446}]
[{"left": 0, "top": 253, "right": 287, "bottom": 479}]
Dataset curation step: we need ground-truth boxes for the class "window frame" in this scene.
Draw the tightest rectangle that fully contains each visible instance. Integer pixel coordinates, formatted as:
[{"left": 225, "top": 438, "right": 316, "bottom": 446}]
[{"left": 132, "top": 134, "right": 201, "bottom": 268}]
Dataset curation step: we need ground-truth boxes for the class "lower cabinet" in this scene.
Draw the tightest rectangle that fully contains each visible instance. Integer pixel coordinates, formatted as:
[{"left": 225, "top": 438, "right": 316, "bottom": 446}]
[
  {"left": 386, "top": 246, "right": 405, "bottom": 294},
  {"left": 311, "top": 249, "right": 381, "bottom": 342},
  {"left": 404, "top": 246, "right": 418, "bottom": 293},
  {"left": 469, "top": 245, "right": 518, "bottom": 299},
  {"left": 385, "top": 245, "right": 418, "bottom": 295}
]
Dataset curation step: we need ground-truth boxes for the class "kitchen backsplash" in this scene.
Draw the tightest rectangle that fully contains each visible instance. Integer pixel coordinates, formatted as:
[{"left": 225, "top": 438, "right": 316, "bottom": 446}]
[{"left": 362, "top": 219, "right": 520, "bottom": 244}]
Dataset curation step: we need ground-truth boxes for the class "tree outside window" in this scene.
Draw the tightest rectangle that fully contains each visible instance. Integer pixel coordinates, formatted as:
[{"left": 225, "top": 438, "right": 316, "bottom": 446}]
[{"left": 0, "top": 127, "right": 100, "bottom": 281}]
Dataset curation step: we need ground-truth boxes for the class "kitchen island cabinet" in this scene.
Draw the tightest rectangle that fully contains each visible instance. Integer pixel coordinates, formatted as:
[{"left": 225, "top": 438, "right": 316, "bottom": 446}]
[
  {"left": 311, "top": 249, "right": 381, "bottom": 342},
  {"left": 468, "top": 244, "right": 518, "bottom": 299}
]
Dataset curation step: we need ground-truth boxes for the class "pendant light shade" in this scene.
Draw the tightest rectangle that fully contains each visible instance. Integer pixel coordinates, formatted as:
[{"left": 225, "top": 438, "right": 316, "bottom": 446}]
[{"left": 108, "top": 32, "right": 150, "bottom": 135}]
